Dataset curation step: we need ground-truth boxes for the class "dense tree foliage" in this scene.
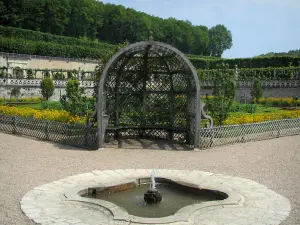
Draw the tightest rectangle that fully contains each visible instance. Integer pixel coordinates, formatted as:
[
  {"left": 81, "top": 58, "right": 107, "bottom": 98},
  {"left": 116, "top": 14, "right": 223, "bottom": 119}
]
[
  {"left": 0, "top": 0, "right": 232, "bottom": 56},
  {"left": 208, "top": 25, "right": 233, "bottom": 57}
]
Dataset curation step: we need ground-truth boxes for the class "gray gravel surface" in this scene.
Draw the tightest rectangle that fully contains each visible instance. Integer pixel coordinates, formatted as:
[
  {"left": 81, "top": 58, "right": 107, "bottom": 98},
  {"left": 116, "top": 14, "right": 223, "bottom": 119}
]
[{"left": 0, "top": 132, "right": 299, "bottom": 225}]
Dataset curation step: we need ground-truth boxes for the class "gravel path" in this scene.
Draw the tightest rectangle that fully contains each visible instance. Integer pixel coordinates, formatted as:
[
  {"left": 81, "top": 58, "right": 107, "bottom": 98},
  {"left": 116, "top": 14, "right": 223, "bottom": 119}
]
[{"left": 0, "top": 132, "right": 299, "bottom": 225}]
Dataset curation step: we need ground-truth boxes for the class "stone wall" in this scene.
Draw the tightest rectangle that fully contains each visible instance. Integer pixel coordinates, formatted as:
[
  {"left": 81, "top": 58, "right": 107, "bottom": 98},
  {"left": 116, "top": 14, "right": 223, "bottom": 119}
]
[
  {"left": 0, "top": 52, "right": 98, "bottom": 79},
  {"left": 27, "top": 58, "right": 97, "bottom": 71},
  {"left": 200, "top": 80, "right": 300, "bottom": 100},
  {"left": 0, "top": 79, "right": 94, "bottom": 100},
  {"left": 0, "top": 86, "right": 94, "bottom": 101},
  {"left": 0, "top": 80, "right": 299, "bottom": 101}
]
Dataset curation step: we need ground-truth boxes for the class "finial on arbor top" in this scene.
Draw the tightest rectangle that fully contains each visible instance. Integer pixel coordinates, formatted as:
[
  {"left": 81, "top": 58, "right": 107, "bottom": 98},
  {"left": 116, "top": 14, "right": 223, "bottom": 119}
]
[{"left": 148, "top": 30, "right": 154, "bottom": 41}]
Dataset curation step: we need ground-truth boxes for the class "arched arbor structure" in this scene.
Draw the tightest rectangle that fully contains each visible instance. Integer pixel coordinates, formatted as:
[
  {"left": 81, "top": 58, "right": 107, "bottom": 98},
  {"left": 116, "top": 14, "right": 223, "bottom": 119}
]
[{"left": 98, "top": 41, "right": 202, "bottom": 149}]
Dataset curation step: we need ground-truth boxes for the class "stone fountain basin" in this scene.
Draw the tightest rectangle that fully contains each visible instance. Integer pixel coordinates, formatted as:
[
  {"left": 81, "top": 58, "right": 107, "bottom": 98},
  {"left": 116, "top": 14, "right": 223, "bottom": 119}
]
[
  {"left": 63, "top": 177, "right": 243, "bottom": 224},
  {"left": 20, "top": 169, "right": 291, "bottom": 225}
]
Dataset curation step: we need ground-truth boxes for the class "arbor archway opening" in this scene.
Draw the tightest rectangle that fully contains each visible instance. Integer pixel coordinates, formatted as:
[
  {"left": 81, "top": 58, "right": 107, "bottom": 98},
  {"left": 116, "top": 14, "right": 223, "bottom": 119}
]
[{"left": 97, "top": 41, "right": 201, "bottom": 149}]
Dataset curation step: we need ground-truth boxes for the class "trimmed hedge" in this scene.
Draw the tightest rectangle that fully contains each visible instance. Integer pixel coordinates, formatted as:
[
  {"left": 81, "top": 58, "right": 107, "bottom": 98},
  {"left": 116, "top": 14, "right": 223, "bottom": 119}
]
[
  {"left": 190, "top": 56, "right": 300, "bottom": 69},
  {"left": 197, "top": 67, "right": 300, "bottom": 80},
  {"left": 0, "top": 37, "right": 111, "bottom": 59},
  {"left": 1, "top": 25, "right": 300, "bottom": 69},
  {"left": 0, "top": 25, "right": 115, "bottom": 52}
]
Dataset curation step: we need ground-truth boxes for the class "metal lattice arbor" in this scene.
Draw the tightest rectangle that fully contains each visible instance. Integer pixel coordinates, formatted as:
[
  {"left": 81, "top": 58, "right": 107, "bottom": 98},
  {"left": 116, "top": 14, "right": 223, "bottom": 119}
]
[{"left": 97, "top": 41, "right": 201, "bottom": 149}]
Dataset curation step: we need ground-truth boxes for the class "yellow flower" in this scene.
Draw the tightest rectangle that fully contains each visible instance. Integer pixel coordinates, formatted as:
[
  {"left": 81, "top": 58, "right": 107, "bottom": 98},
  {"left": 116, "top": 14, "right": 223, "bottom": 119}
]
[
  {"left": 0, "top": 106, "right": 85, "bottom": 124},
  {"left": 223, "top": 110, "right": 300, "bottom": 125}
]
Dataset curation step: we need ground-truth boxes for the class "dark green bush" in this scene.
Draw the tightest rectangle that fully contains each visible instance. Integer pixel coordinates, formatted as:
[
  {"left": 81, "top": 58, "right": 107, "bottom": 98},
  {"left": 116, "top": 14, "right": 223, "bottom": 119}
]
[
  {"left": 53, "top": 72, "right": 65, "bottom": 80},
  {"left": 11, "top": 87, "right": 21, "bottom": 97},
  {"left": 60, "top": 78, "right": 87, "bottom": 115},
  {"left": 26, "top": 69, "right": 33, "bottom": 79},
  {"left": 40, "top": 78, "right": 54, "bottom": 100},
  {"left": 207, "top": 64, "right": 236, "bottom": 125},
  {"left": 251, "top": 79, "right": 263, "bottom": 103},
  {"left": 246, "top": 104, "right": 257, "bottom": 113}
]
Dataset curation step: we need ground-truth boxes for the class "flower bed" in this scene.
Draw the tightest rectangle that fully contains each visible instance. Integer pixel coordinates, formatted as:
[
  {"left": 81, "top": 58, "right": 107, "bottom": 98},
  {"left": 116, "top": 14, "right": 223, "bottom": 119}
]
[
  {"left": 223, "top": 110, "right": 300, "bottom": 125},
  {"left": 0, "top": 97, "right": 41, "bottom": 103},
  {"left": 0, "top": 106, "right": 85, "bottom": 124},
  {"left": 257, "top": 97, "right": 300, "bottom": 107}
]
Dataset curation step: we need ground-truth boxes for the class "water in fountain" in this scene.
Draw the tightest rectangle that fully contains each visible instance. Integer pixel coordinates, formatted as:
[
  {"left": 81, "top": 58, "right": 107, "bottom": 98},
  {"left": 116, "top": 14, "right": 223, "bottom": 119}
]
[{"left": 82, "top": 170, "right": 227, "bottom": 218}]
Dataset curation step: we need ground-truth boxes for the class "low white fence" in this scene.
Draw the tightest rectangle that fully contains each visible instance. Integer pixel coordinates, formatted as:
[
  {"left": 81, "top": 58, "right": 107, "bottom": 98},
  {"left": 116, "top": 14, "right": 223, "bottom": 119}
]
[{"left": 199, "top": 118, "right": 300, "bottom": 149}]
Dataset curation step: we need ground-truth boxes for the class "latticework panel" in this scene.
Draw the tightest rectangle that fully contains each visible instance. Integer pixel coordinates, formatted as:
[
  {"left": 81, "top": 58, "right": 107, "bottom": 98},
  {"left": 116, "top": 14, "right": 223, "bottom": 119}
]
[
  {"left": 199, "top": 118, "right": 300, "bottom": 149},
  {"left": 0, "top": 114, "right": 98, "bottom": 150},
  {"left": 103, "top": 43, "right": 197, "bottom": 145}
]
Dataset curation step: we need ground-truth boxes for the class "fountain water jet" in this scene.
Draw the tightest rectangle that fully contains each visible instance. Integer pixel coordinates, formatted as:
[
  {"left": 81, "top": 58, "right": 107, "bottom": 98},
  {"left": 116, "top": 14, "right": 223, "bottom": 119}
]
[{"left": 144, "top": 170, "right": 162, "bottom": 204}]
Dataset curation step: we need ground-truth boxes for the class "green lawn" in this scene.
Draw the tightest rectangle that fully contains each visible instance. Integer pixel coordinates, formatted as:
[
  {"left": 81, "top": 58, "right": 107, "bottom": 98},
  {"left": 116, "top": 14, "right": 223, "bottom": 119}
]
[
  {"left": 229, "top": 104, "right": 281, "bottom": 117},
  {"left": 16, "top": 101, "right": 61, "bottom": 110}
]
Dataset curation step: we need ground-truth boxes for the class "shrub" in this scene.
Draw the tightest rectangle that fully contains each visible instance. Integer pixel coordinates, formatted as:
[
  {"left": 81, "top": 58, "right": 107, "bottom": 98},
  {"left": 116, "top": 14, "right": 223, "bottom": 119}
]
[
  {"left": 61, "top": 78, "right": 87, "bottom": 115},
  {"left": 0, "top": 68, "right": 6, "bottom": 78},
  {"left": 67, "top": 70, "right": 76, "bottom": 79},
  {"left": 10, "top": 88, "right": 21, "bottom": 97},
  {"left": 250, "top": 79, "right": 263, "bottom": 103},
  {"left": 40, "top": 77, "right": 54, "bottom": 100},
  {"left": 246, "top": 104, "right": 257, "bottom": 113},
  {"left": 14, "top": 67, "right": 24, "bottom": 78},
  {"left": 53, "top": 72, "right": 65, "bottom": 80},
  {"left": 44, "top": 70, "right": 50, "bottom": 78},
  {"left": 207, "top": 64, "right": 236, "bottom": 125},
  {"left": 26, "top": 69, "right": 33, "bottom": 79}
]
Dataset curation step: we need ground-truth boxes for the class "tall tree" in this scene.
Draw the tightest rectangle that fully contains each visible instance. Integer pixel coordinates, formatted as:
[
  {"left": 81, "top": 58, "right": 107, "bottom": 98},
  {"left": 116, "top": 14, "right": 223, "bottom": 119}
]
[
  {"left": 40, "top": 77, "right": 54, "bottom": 100},
  {"left": 208, "top": 25, "right": 233, "bottom": 57},
  {"left": 191, "top": 26, "right": 209, "bottom": 55},
  {"left": 0, "top": 0, "right": 233, "bottom": 56},
  {"left": 22, "top": 0, "right": 46, "bottom": 31},
  {"left": 0, "top": 0, "right": 25, "bottom": 26},
  {"left": 41, "top": 0, "right": 71, "bottom": 35},
  {"left": 67, "top": 0, "right": 98, "bottom": 38},
  {"left": 208, "top": 63, "right": 236, "bottom": 125}
]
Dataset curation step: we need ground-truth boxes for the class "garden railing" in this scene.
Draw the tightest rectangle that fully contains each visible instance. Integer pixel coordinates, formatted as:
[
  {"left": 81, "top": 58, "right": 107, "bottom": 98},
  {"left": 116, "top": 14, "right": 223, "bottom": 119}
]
[
  {"left": 0, "top": 114, "right": 97, "bottom": 149},
  {"left": 199, "top": 118, "right": 300, "bottom": 149},
  {"left": 0, "top": 114, "right": 299, "bottom": 150}
]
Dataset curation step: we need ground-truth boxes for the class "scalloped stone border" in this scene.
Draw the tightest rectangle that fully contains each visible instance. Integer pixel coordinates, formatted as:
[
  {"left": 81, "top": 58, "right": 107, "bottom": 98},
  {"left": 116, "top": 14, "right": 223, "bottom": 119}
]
[{"left": 20, "top": 169, "right": 291, "bottom": 225}]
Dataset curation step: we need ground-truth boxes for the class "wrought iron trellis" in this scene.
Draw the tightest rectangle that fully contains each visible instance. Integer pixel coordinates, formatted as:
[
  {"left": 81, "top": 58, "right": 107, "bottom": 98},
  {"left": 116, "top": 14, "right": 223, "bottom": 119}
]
[{"left": 97, "top": 41, "right": 202, "bottom": 149}]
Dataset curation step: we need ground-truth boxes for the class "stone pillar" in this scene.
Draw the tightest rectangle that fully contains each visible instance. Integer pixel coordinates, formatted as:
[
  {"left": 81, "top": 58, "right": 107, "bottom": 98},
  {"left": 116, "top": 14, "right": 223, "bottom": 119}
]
[
  {"left": 234, "top": 65, "right": 239, "bottom": 81},
  {"left": 7, "top": 67, "right": 13, "bottom": 78},
  {"left": 23, "top": 69, "right": 27, "bottom": 79}
]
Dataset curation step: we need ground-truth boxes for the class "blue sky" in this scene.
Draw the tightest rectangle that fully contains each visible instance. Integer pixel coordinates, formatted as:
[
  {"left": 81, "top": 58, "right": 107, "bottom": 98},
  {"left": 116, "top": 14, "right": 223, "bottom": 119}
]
[{"left": 100, "top": 0, "right": 300, "bottom": 58}]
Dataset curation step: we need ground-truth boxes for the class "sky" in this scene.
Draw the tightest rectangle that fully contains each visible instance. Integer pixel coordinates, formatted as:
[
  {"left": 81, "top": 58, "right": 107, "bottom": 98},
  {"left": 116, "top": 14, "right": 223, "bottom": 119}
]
[{"left": 100, "top": 0, "right": 300, "bottom": 58}]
